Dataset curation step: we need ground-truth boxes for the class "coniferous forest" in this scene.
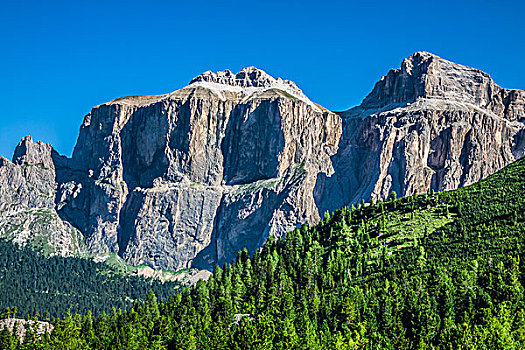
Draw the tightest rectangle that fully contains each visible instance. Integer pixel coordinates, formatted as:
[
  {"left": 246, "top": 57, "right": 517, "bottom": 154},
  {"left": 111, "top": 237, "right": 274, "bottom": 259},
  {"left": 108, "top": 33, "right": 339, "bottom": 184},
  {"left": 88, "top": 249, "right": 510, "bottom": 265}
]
[
  {"left": 1, "top": 156, "right": 525, "bottom": 349},
  {"left": 0, "top": 241, "right": 180, "bottom": 317}
]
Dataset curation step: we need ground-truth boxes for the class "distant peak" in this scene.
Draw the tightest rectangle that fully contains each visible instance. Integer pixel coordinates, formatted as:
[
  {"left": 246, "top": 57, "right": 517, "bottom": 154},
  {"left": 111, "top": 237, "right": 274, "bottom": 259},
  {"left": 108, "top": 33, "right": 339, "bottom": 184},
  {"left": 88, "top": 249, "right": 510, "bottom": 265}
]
[
  {"left": 400, "top": 51, "right": 435, "bottom": 69},
  {"left": 410, "top": 50, "right": 437, "bottom": 58},
  {"left": 355, "top": 51, "right": 499, "bottom": 111},
  {"left": 12, "top": 135, "right": 54, "bottom": 169}
]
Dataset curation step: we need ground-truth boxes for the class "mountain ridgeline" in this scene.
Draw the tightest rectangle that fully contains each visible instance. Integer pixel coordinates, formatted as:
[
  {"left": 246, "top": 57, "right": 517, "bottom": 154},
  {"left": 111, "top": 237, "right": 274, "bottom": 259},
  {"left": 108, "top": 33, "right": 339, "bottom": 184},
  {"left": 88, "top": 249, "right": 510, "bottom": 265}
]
[{"left": 0, "top": 52, "right": 524, "bottom": 272}]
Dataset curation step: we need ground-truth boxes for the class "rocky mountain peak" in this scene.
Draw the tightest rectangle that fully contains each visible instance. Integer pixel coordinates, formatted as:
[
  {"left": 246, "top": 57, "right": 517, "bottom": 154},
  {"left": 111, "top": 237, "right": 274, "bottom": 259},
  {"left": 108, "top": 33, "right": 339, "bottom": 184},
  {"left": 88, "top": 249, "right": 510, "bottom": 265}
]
[
  {"left": 357, "top": 51, "right": 506, "bottom": 111},
  {"left": 190, "top": 66, "right": 271, "bottom": 87},
  {"left": 187, "top": 67, "right": 311, "bottom": 102},
  {"left": 318, "top": 52, "right": 525, "bottom": 218},
  {"left": 12, "top": 136, "right": 55, "bottom": 170},
  {"left": 189, "top": 66, "right": 297, "bottom": 89}
]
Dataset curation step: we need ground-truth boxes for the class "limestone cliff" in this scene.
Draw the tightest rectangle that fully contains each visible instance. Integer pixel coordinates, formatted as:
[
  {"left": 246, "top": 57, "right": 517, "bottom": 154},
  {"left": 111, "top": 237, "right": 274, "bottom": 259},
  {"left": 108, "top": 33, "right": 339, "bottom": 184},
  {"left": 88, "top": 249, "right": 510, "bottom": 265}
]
[
  {"left": 55, "top": 67, "right": 341, "bottom": 269},
  {"left": 315, "top": 52, "right": 525, "bottom": 214},
  {"left": 0, "top": 54, "right": 523, "bottom": 270},
  {"left": 0, "top": 136, "right": 85, "bottom": 256}
]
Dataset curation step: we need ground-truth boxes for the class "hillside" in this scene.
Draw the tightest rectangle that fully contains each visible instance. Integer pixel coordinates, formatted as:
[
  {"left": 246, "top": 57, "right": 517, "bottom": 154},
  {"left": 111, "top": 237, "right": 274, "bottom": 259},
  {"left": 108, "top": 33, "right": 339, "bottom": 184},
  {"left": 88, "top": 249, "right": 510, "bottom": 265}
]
[{"left": 5, "top": 156, "right": 525, "bottom": 349}]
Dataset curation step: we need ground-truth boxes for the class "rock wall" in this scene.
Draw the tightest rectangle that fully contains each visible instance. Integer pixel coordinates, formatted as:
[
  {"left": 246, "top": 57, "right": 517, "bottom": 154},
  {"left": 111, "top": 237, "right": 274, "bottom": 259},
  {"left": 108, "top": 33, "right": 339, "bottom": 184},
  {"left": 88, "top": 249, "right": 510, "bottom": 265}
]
[
  {"left": 0, "top": 137, "right": 85, "bottom": 256},
  {"left": 1, "top": 56, "right": 524, "bottom": 270},
  {"left": 54, "top": 70, "right": 341, "bottom": 269},
  {"left": 315, "top": 52, "right": 525, "bottom": 214}
]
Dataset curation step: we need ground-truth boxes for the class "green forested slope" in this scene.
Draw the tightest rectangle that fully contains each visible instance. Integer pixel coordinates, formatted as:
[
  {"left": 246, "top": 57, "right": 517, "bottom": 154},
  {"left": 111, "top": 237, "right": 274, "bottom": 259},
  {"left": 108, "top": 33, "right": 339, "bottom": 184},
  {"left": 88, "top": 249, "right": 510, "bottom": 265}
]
[{"left": 3, "top": 157, "right": 525, "bottom": 349}]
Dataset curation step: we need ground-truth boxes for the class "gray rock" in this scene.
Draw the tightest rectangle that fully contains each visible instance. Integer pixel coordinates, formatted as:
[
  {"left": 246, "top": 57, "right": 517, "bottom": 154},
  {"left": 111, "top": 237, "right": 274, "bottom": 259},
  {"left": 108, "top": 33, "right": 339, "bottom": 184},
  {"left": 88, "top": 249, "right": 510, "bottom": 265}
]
[
  {"left": 0, "top": 137, "right": 85, "bottom": 256},
  {"left": 54, "top": 70, "right": 340, "bottom": 269},
  {"left": 1, "top": 53, "right": 524, "bottom": 271},
  {"left": 315, "top": 52, "right": 525, "bottom": 214},
  {"left": 0, "top": 318, "right": 54, "bottom": 342}
]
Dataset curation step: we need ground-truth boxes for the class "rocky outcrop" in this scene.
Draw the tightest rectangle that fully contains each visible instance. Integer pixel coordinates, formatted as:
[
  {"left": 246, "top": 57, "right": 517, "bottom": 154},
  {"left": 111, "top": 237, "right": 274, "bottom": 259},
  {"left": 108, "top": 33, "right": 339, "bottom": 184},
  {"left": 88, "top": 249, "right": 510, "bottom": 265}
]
[
  {"left": 1, "top": 53, "right": 524, "bottom": 271},
  {"left": 0, "top": 318, "right": 54, "bottom": 342},
  {"left": 351, "top": 52, "right": 525, "bottom": 119},
  {"left": 315, "top": 51, "right": 525, "bottom": 214},
  {"left": 0, "top": 137, "right": 85, "bottom": 256}
]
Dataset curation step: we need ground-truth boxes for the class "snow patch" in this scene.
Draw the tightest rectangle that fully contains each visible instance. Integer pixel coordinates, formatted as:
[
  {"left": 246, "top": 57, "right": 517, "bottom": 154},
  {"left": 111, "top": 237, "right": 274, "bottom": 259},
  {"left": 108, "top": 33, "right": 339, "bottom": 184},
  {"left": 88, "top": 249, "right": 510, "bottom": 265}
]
[{"left": 186, "top": 81, "right": 322, "bottom": 112}]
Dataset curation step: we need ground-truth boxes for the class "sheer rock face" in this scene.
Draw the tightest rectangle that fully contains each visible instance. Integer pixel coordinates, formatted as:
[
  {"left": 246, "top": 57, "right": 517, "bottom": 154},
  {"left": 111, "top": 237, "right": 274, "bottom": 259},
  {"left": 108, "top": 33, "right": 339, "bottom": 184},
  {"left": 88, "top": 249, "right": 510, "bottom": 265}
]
[
  {"left": 315, "top": 52, "right": 525, "bottom": 214},
  {"left": 0, "top": 137, "right": 85, "bottom": 256},
  {"left": 54, "top": 71, "right": 341, "bottom": 269},
  {"left": 1, "top": 54, "right": 524, "bottom": 270}
]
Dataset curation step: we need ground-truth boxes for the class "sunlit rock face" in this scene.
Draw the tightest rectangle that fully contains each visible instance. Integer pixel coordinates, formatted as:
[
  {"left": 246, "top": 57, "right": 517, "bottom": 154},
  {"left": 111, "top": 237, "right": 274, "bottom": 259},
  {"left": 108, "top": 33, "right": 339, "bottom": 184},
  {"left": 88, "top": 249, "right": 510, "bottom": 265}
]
[
  {"left": 0, "top": 136, "right": 85, "bottom": 256},
  {"left": 55, "top": 67, "right": 341, "bottom": 270},
  {"left": 315, "top": 51, "right": 525, "bottom": 214},
  {"left": 1, "top": 53, "right": 523, "bottom": 271}
]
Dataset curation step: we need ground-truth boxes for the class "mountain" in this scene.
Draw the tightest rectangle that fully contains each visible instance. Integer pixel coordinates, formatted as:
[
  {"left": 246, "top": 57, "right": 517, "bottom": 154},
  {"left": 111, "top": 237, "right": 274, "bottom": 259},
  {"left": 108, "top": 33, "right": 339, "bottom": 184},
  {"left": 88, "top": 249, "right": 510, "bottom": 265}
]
[
  {"left": 315, "top": 51, "right": 525, "bottom": 214},
  {"left": 0, "top": 67, "right": 342, "bottom": 271},
  {"left": 0, "top": 53, "right": 523, "bottom": 272}
]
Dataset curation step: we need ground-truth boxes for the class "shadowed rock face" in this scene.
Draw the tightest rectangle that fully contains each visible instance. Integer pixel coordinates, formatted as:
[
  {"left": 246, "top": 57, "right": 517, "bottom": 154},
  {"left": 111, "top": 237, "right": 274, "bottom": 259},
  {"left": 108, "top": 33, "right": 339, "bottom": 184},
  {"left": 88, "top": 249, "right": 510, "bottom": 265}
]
[{"left": 0, "top": 53, "right": 524, "bottom": 270}]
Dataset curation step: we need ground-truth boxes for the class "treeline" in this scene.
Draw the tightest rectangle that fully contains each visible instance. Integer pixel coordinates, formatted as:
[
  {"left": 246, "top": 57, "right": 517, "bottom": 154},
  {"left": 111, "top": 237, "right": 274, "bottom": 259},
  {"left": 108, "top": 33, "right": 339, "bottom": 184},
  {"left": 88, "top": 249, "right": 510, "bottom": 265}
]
[
  {"left": 2, "top": 157, "right": 525, "bottom": 349},
  {"left": 0, "top": 241, "right": 180, "bottom": 318}
]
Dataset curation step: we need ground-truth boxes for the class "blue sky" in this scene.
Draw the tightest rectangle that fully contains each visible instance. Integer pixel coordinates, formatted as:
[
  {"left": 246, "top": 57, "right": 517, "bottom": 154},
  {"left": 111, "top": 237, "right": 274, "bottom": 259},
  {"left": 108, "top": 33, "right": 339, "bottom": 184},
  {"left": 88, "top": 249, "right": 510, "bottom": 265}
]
[{"left": 1, "top": 0, "right": 523, "bottom": 158}]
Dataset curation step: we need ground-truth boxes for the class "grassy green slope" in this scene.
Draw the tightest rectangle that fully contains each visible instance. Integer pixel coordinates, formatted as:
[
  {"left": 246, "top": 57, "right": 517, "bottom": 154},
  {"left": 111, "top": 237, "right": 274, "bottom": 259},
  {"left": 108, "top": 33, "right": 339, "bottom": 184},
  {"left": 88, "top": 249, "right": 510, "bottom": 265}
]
[{"left": 327, "top": 155, "right": 525, "bottom": 284}]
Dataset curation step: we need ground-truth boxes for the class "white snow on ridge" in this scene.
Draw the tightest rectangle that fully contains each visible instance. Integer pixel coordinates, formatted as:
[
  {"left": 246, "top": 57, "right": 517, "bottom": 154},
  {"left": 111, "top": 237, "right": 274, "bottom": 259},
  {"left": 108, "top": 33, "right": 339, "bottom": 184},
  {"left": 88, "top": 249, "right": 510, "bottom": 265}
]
[
  {"left": 186, "top": 80, "right": 322, "bottom": 112},
  {"left": 109, "top": 67, "right": 324, "bottom": 113}
]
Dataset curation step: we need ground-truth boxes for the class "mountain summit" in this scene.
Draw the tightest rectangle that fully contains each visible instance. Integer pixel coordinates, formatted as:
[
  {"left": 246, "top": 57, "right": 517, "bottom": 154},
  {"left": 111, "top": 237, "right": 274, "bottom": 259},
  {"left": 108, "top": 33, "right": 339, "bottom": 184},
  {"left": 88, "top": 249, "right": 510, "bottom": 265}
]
[
  {"left": 58, "top": 65, "right": 340, "bottom": 270},
  {"left": 316, "top": 52, "right": 525, "bottom": 214},
  {"left": 355, "top": 51, "right": 525, "bottom": 120},
  {"left": 190, "top": 66, "right": 299, "bottom": 90},
  {"left": 0, "top": 52, "right": 524, "bottom": 271},
  {"left": 187, "top": 67, "right": 316, "bottom": 108},
  {"left": 108, "top": 67, "right": 320, "bottom": 110}
]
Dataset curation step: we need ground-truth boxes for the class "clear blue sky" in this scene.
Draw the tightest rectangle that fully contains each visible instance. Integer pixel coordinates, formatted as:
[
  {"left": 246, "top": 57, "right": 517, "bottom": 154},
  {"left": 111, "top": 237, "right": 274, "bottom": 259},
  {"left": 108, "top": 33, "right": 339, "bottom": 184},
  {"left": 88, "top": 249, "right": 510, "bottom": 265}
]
[{"left": 1, "top": 0, "right": 523, "bottom": 158}]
